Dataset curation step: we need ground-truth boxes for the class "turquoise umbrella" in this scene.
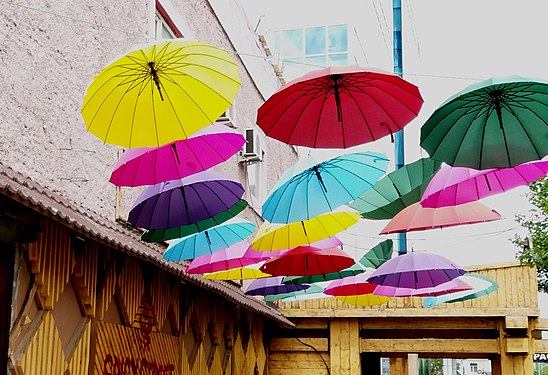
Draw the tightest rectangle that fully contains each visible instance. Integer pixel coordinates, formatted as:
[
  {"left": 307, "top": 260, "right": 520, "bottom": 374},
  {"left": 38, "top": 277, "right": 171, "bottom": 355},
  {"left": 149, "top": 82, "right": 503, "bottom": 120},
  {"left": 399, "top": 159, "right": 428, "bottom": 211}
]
[
  {"left": 422, "top": 274, "right": 498, "bottom": 308},
  {"left": 263, "top": 284, "right": 325, "bottom": 302},
  {"left": 420, "top": 76, "right": 548, "bottom": 169},
  {"left": 349, "top": 158, "right": 442, "bottom": 220},
  {"left": 262, "top": 151, "right": 389, "bottom": 224}
]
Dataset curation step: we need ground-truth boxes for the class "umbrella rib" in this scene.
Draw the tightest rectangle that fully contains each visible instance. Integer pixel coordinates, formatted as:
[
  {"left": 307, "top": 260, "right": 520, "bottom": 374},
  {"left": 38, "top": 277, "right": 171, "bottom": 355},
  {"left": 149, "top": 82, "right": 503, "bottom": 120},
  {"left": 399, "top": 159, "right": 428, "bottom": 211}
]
[{"left": 339, "top": 85, "right": 375, "bottom": 141}]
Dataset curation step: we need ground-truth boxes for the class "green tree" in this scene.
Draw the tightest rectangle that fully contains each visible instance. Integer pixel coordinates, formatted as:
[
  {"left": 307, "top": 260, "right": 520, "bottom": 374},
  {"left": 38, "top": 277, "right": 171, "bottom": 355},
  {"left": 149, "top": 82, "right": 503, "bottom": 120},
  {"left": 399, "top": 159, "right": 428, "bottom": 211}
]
[{"left": 513, "top": 177, "right": 548, "bottom": 292}]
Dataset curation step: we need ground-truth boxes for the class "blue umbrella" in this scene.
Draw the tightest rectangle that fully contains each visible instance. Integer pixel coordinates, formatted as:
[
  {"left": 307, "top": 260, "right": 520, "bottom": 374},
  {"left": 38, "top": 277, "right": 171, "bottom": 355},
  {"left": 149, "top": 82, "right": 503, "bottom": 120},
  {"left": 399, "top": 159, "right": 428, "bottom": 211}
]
[
  {"left": 262, "top": 151, "right": 389, "bottom": 224},
  {"left": 163, "top": 219, "right": 255, "bottom": 261}
]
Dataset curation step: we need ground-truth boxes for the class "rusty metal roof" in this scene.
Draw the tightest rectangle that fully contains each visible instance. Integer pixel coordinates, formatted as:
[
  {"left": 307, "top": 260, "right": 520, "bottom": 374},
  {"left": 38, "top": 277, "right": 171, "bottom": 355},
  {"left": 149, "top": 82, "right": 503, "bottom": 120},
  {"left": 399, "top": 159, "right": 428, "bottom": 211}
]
[{"left": 0, "top": 164, "right": 293, "bottom": 328}]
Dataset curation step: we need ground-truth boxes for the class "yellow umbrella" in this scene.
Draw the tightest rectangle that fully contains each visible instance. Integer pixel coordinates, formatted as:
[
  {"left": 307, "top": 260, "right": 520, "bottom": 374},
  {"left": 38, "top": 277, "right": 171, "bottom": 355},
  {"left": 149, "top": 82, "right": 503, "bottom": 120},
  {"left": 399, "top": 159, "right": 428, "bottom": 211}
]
[
  {"left": 252, "top": 211, "right": 361, "bottom": 251},
  {"left": 203, "top": 267, "right": 271, "bottom": 280},
  {"left": 82, "top": 39, "right": 240, "bottom": 148},
  {"left": 334, "top": 294, "right": 391, "bottom": 307}
]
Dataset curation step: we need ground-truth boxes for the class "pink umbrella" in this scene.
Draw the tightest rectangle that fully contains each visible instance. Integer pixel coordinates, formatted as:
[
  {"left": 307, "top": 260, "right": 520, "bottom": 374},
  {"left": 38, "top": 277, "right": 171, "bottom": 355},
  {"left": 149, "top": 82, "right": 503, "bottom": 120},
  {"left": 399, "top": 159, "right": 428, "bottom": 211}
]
[
  {"left": 373, "top": 277, "right": 472, "bottom": 297},
  {"left": 324, "top": 273, "right": 378, "bottom": 296},
  {"left": 185, "top": 241, "right": 256, "bottom": 274},
  {"left": 110, "top": 123, "right": 245, "bottom": 187},
  {"left": 379, "top": 201, "right": 501, "bottom": 234},
  {"left": 420, "top": 160, "right": 548, "bottom": 208}
]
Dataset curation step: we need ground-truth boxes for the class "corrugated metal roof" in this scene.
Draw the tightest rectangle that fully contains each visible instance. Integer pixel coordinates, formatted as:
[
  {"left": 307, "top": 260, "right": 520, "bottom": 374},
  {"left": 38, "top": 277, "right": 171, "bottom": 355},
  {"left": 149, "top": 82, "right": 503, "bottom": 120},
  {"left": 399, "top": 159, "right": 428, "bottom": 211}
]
[{"left": 0, "top": 164, "right": 293, "bottom": 328}]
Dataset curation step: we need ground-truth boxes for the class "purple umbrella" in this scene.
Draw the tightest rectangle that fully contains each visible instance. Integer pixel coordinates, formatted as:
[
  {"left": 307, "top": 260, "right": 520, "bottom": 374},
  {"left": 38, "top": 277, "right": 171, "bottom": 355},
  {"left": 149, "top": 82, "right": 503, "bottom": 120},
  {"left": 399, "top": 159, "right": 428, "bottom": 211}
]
[
  {"left": 128, "top": 170, "right": 244, "bottom": 230},
  {"left": 420, "top": 160, "right": 548, "bottom": 208},
  {"left": 110, "top": 123, "right": 246, "bottom": 187},
  {"left": 244, "top": 276, "right": 309, "bottom": 296},
  {"left": 373, "top": 277, "right": 472, "bottom": 297},
  {"left": 366, "top": 252, "right": 466, "bottom": 289}
]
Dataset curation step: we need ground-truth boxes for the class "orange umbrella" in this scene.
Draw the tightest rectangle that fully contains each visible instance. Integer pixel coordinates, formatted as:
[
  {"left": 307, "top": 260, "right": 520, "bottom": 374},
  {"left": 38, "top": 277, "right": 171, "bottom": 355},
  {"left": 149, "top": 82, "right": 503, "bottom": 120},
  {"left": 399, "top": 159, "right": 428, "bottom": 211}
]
[{"left": 379, "top": 202, "right": 501, "bottom": 234}]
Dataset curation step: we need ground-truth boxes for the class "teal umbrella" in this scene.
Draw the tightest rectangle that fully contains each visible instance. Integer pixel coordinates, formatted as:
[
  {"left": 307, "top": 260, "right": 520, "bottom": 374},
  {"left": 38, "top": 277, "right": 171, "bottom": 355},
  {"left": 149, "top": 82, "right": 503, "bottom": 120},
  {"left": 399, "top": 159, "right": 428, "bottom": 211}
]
[
  {"left": 420, "top": 76, "right": 548, "bottom": 169},
  {"left": 359, "top": 239, "right": 394, "bottom": 269},
  {"left": 349, "top": 158, "right": 442, "bottom": 219},
  {"left": 263, "top": 284, "right": 324, "bottom": 302},
  {"left": 422, "top": 274, "right": 498, "bottom": 308},
  {"left": 282, "top": 262, "right": 366, "bottom": 285},
  {"left": 141, "top": 200, "right": 247, "bottom": 242}
]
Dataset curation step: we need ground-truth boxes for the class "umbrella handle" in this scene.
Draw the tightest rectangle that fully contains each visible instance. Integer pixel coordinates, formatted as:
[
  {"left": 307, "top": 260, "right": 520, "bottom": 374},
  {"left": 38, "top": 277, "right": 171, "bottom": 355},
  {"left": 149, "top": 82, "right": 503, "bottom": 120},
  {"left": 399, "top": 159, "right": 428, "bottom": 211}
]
[{"left": 148, "top": 62, "right": 164, "bottom": 101}]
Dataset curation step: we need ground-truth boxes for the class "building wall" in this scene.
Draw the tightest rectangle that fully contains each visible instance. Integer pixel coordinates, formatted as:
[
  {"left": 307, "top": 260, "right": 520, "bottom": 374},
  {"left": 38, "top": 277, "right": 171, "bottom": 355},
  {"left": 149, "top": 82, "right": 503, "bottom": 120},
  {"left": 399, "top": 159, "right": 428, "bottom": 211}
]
[{"left": 0, "top": 0, "right": 297, "bottom": 224}]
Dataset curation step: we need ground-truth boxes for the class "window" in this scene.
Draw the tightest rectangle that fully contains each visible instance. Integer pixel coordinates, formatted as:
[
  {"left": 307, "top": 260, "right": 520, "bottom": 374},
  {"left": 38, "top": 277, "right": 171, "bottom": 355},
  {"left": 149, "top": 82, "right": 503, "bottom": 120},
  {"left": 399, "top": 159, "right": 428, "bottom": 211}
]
[
  {"left": 154, "top": 1, "right": 183, "bottom": 40},
  {"left": 470, "top": 362, "right": 478, "bottom": 372}
]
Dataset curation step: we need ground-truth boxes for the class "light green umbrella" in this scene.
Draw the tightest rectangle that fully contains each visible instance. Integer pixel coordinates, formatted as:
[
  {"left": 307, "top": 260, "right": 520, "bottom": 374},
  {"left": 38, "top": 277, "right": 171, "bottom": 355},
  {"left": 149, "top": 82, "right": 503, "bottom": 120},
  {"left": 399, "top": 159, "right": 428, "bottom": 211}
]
[
  {"left": 420, "top": 76, "right": 548, "bottom": 169},
  {"left": 349, "top": 158, "right": 442, "bottom": 220}
]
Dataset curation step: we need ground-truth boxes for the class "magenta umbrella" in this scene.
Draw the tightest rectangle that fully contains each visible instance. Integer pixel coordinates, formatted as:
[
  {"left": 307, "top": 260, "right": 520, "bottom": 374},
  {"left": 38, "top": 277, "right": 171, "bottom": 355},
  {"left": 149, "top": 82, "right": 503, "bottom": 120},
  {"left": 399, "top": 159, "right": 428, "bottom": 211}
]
[
  {"left": 110, "top": 123, "right": 245, "bottom": 187},
  {"left": 185, "top": 241, "right": 257, "bottom": 274},
  {"left": 366, "top": 252, "right": 466, "bottom": 289},
  {"left": 420, "top": 160, "right": 548, "bottom": 208},
  {"left": 373, "top": 277, "right": 472, "bottom": 297},
  {"left": 128, "top": 170, "right": 244, "bottom": 230}
]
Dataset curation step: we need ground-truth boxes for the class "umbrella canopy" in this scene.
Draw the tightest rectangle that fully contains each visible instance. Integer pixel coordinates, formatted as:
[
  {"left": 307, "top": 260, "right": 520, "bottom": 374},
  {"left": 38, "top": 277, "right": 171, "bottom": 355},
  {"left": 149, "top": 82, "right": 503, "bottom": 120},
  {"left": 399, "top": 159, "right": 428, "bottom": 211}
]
[
  {"left": 379, "top": 201, "right": 502, "bottom": 234},
  {"left": 263, "top": 284, "right": 325, "bottom": 302},
  {"left": 366, "top": 252, "right": 466, "bottom": 289},
  {"left": 244, "top": 276, "right": 309, "bottom": 296},
  {"left": 373, "top": 277, "right": 472, "bottom": 297},
  {"left": 257, "top": 66, "right": 423, "bottom": 149},
  {"left": 140, "top": 200, "right": 247, "bottom": 242},
  {"left": 82, "top": 40, "right": 240, "bottom": 148},
  {"left": 333, "top": 294, "right": 392, "bottom": 307},
  {"left": 360, "top": 239, "right": 394, "bottom": 269},
  {"left": 251, "top": 210, "right": 361, "bottom": 251},
  {"left": 128, "top": 170, "right": 244, "bottom": 230},
  {"left": 283, "top": 262, "right": 367, "bottom": 285},
  {"left": 185, "top": 241, "right": 255, "bottom": 274},
  {"left": 324, "top": 273, "right": 378, "bottom": 296},
  {"left": 162, "top": 220, "right": 255, "bottom": 262},
  {"left": 259, "top": 246, "right": 355, "bottom": 276},
  {"left": 420, "top": 76, "right": 548, "bottom": 169},
  {"left": 203, "top": 267, "right": 271, "bottom": 280},
  {"left": 262, "top": 152, "right": 389, "bottom": 223},
  {"left": 109, "top": 124, "right": 246, "bottom": 187},
  {"left": 423, "top": 274, "right": 498, "bottom": 307},
  {"left": 420, "top": 160, "right": 548, "bottom": 208},
  {"left": 349, "top": 157, "right": 442, "bottom": 219}
]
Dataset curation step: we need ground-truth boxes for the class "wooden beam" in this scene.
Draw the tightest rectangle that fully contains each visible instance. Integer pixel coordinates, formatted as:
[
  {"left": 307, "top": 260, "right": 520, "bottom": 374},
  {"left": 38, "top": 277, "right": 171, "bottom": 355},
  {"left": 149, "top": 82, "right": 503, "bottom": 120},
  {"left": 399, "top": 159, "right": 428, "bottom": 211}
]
[
  {"left": 534, "top": 318, "right": 548, "bottom": 331},
  {"left": 280, "top": 307, "right": 541, "bottom": 318},
  {"left": 535, "top": 340, "right": 548, "bottom": 353},
  {"left": 360, "top": 338, "right": 500, "bottom": 354},
  {"left": 505, "top": 316, "right": 528, "bottom": 329},
  {"left": 270, "top": 338, "right": 328, "bottom": 352},
  {"left": 291, "top": 318, "right": 329, "bottom": 330},
  {"left": 360, "top": 317, "right": 498, "bottom": 330}
]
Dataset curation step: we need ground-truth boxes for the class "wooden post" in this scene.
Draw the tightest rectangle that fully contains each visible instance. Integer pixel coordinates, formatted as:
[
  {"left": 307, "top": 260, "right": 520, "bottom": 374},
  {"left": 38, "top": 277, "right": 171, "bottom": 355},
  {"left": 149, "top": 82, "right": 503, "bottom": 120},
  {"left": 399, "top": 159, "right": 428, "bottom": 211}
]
[
  {"left": 407, "top": 354, "right": 418, "bottom": 375},
  {"left": 390, "top": 357, "right": 407, "bottom": 375},
  {"left": 330, "top": 319, "right": 360, "bottom": 375}
]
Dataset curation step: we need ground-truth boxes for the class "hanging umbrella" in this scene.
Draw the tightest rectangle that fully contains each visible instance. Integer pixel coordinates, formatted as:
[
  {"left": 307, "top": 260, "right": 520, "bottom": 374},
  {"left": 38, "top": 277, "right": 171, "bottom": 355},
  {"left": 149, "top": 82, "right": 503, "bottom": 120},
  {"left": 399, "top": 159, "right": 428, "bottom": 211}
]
[
  {"left": 140, "top": 200, "right": 248, "bottom": 242},
  {"left": 185, "top": 241, "right": 255, "bottom": 274},
  {"left": 257, "top": 66, "right": 423, "bottom": 149},
  {"left": 366, "top": 252, "right": 466, "bottom": 289},
  {"left": 259, "top": 246, "right": 355, "bottom": 276},
  {"left": 423, "top": 274, "right": 498, "bottom": 308},
  {"left": 251, "top": 210, "right": 361, "bottom": 251},
  {"left": 82, "top": 39, "right": 240, "bottom": 148},
  {"left": 333, "top": 294, "right": 392, "bottom": 307},
  {"left": 420, "top": 76, "right": 548, "bottom": 169},
  {"left": 373, "top": 277, "right": 472, "bottom": 297},
  {"left": 162, "top": 220, "right": 255, "bottom": 262},
  {"left": 420, "top": 160, "right": 548, "bottom": 208},
  {"left": 128, "top": 170, "right": 244, "bottom": 230},
  {"left": 203, "top": 266, "right": 271, "bottom": 280},
  {"left": 263, "top": 284, "right": 325, "bottom": 302},
  {"left": 324, "top": 273, "right": 378, "bottom": 296},
  {"left": 379, "top": 201, "right": 502, "bottom": 234},
  {"left": 360, "top": 239, "right": 394, "bottom": 269},
  {"left": 262, "top": 152, "right": 389, "bottom": 223},
  {"left": 245, "top": 276, "right": 310, "bottom": 296},
  {"left": 109, "top": 124, "right": 246, "bottom": 187},
  {"left": 281, "top": 292, "right": 332, "bottom": 303},
  {"left": 283, "top": 262, "right": 367, "bottom": 285},
  {"left": 349, "top": 157, "right": 442, "bottom": 219}
]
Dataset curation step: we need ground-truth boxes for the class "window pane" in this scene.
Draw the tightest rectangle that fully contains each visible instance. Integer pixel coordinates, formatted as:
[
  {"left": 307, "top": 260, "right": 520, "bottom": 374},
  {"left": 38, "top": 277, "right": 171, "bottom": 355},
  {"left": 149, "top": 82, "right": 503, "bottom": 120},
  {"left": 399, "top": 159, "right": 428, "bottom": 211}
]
[
  {"left": 329, "top": 24, "right": 348, "bottom": 52},
  {"left": 305, "top": 27, "right": 326, "bottom": 55},
  {"left": 328, "top": 53, "right": 348, "bottom": 66},
  {"left": 305, "top": 55, "right": 326, "bottom": 69},
  {"left": 280, "top": 29, "right": 303, "bottom": 58}
]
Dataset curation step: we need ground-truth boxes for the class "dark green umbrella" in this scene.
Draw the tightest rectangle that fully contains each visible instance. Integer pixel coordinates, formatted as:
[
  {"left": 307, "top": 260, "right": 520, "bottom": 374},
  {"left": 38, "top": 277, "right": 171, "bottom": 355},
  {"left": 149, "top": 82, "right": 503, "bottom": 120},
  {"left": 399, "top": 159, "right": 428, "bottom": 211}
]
[
  {"left": 420, "top": 76, "right": 548, "bottom": 169},
  {"left": 140, "top": 200, "right": 248, "bottom": 242},
  {"left": 348, "top": 158, "right": 442, "bottom": 219},
  {"left": 359, "top": 239, "right": 394, "bottom": 269}
]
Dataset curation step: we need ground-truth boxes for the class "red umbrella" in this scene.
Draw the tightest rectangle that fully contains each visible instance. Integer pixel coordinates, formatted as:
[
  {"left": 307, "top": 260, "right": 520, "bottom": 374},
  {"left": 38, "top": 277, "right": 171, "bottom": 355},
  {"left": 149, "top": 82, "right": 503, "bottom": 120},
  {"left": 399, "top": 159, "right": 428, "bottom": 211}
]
[
  {"left": 324, "top": 273, "right": 378, "bottom": 296},
  {"left": 379, "top": 201, "right": 501, "bottom": 234},
  {"left": 257, "top": 66, "right": 423, "bottom": 149},
  {"left": 259, "top": 246, "right": 355, "bottom": 276}
]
